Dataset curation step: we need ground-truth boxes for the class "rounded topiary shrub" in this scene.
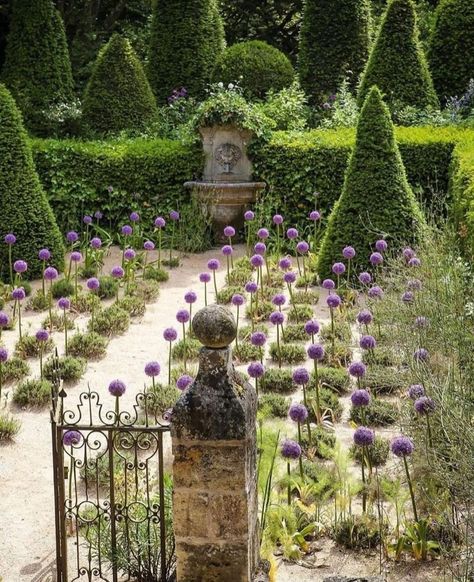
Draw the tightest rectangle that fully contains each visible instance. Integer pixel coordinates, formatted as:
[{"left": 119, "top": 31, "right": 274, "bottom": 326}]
[
  {"left": 213, "top": 41, "right": 295, "bottom": 100},
  {"left": 83, "top": 34, "right": 157, "bottom": 135}
]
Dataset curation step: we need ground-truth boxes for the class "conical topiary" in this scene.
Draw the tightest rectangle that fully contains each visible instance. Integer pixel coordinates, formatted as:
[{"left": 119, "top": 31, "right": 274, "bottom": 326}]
[
  {"left": 0, "top": 84, "right": 65, "bottom": 279},
  {"left": 298, "top": 0, "right": 372, "bottom": 103},
  {"left": 358, "top": 0, "right": 438, "bottom": 110},
  {"left": 82, "top": 34, "right": 157, "bottom": 135},
  {"left": 1, "top": 0, "right": 74, "bottom": 134},
  {"left": 429, "top": 0, "right": 474, "bottom": 101},
  {"left": 317, "top": 86, "right": 425, "bottom": 279}
]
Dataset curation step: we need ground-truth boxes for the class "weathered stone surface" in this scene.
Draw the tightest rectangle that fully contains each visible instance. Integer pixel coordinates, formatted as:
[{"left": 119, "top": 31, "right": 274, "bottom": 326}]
[
  {"left": 323, "top": 577, "right": 385, "bottom": 582},
  {"left": 176, "top": 540, "right": 250, "bottom": 582},
  {"left": 192, "top": 304, "right": 236, "bottom": 348}
]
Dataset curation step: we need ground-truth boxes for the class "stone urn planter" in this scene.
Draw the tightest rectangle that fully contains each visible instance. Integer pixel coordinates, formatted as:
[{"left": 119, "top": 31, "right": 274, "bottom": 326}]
[{"left": 184, "top": 124, "right": 266, "bottom": 242}]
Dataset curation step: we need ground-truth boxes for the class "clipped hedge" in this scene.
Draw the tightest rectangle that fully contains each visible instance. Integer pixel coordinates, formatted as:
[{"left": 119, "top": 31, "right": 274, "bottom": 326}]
[{"left": 450, "top": 141, "right": 474, "bottom": 257}]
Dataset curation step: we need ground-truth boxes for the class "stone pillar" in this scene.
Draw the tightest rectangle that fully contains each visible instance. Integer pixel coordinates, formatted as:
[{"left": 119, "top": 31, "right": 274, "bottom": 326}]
[{"left": 171, "top": 304, "right": 259, "bottom": 582}]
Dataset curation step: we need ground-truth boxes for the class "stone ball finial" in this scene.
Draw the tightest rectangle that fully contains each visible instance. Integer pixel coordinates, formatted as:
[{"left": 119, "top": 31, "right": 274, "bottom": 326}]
[{"left": 192, "top": 304, "right": 236, "bottom": 348}]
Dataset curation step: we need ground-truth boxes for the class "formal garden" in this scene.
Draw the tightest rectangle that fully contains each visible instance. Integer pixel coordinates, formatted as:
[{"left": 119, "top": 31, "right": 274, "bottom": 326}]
[{"left": 0, "top": 0, "right": 474, "bottom": 580}]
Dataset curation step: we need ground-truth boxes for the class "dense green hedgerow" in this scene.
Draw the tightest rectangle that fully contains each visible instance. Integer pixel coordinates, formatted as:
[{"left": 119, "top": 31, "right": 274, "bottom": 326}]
[
  {"left": 317, "top": 86, "right": 426, "bottom": 280},
  {"left": 213, "top": 41, "right": 295, "bottom": 100},
  {"left": 83, "top": 34, "right": 157, "bottom": 136},
  {"left": 148, "top": 0, "right": 225, "bottom": 103},
  {"left": 450, "top": 142, "right": 474, "bottom": 256},
  {"left": 298, "top": 0, "right": 371, "bottom": 102},
  {"left": 0, "top": 85, "right": 65, "bottom": 280},
  {"left": 358, "top": 0, "right": 438, "bottom": 110},
  {"left": 429, "top": 0, "right": 474, "bottom": 101}
]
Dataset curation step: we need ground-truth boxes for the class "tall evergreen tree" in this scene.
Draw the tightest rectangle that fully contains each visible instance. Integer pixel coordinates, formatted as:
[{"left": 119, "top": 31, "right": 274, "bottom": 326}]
[
  {"left": 1, "top": 0, "right": 74, "bottom": 134},
  {"left": 317, "top": 86, "right": 425, "bottom": 280},
  {"left": 298, "top": 0, "right": 371, "bottom": 103},
  {"left": 148, "top": 0, "right": 225, "bottom": 103},
  {"left": 82, "top": 34, "right": 157, "bottom": 135},
  {"left": 429, "top": 0, "right": 474, "bottom": 101},
  {"left": 0, "top": 84, "right": 64, "bottom": 279},
  {"left": 358, "top": 0, "right": 438, "bottom": 109}
]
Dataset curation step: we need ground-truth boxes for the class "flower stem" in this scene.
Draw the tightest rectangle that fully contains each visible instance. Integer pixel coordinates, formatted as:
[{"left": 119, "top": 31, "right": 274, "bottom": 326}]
[
  {"left": 213, "top": 271, "right": 218, "bottom": 301},
  {"left": 287, "top": 462, "right": 291, "bottom": 506},
  {"left": 403, "top": 455, "right": 419, "bottom": 523},
  {"left": 168, "top": 342, "right": 172, "bottom": 385}
]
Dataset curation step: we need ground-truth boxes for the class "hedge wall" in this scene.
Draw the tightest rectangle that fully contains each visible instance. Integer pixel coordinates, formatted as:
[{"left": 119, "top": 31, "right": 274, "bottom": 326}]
[{"left": 450, "top": 141, "right": 474, "bottom": 257}]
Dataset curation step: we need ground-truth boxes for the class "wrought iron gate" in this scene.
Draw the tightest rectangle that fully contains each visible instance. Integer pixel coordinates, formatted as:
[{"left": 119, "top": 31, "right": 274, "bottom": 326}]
[{"left": 51, "top": 376, "right": 175, "bottom": 582}]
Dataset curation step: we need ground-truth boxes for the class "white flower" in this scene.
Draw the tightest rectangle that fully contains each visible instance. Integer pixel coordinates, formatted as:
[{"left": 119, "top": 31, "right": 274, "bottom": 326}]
[
  {"left": 217, "top": 81, "right": 224, "bottom": 88},
  {"left": 228, "top": 83, "right": 234, "bottom": 90}
]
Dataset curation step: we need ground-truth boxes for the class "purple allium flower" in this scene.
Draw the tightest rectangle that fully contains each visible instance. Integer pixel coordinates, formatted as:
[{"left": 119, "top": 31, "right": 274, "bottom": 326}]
[
  {"left": 176, "top": 309, "right": 190, "bottom": 324},
  {"left": 408, "top": 257, "right": 421, "bottom": 268},
  {"left": 342, "top": 246, "right": 356, "bottom": 260},
  {"left": 351, "top": 389, "right": 371, "bottom": 407},
  {"left": 284, "top": 271, "right": 296, "bottom": 284},
  {"left": 44, "top": 267, "right": 58, "bottom": 281},
  {"left": 177, "top": 374, "right": 193, "bottom": 390},
  {"left": 296, "top": 241, "right": 309, "bottom": 254},
  {"left": 38, "top": 248, "right": 51, "bottom": 261},
  {"left": 250, "top": 254, "right": 264, "bottom": 268},
  {"left": 391, "top": 435, "right": 414, "bottom": 457},
  {"left": 144, "top": 240, "right": 155, "bottom": 251},
  {"left": 307, "top": 344, "right": 325, "bottom": 360},
  {"left": 184, "top": 291, "right": 197, "bottom": 304},
  {"left": 402, "top": 291, "right": 414, "bottom": 304},
  {"left": 130, "top": 211, "right": 140, "bottom": 223},
  {"left": 414, "top": 316, "right": 428, "bottom": 328},
  {"left": 223, "top": 226, "right": 235, "bottom": 237},
  {"left": 170, "top": 210, "right": 180, "bottom": 221},
  {"left": 94, "top": 211, "right": 103, "bottom": 220},
  {"left": 245, "top": 281, "right": 258, "bottom": 294},
  {"left": 272, "top": 294, "right": 286, "bottom": 307},
  {"left": 222, "top": 245, "right": 233, "bottom": 256},
  {"left": 124, "top": 248, "right": 136, "bottom": 261},
  {"left": 121, "top": 225, "right": 133, "bottom": 236},
  {"left": 287, "top": 228, "right": 299, "bottom": 240},
  {"left": 67, "top": 231, "right": 79, "bottom": 243},
  {"left": 360, "top": 335, "right": 376, "bottom": 350},
  {"left": 414, "top": 396, "right": 436, "bottom": 415},
  {"left": 244, "top": 210, "right": 255, "bottom": 221},
  {"left": 309, "top": 210, "right": 321, "bottom": 221},
  {"left": 231, "top": 294, "right": 245, "bottom": 306},
  {"left": 414, "top": 348, "right": 429, "bottom": 362},
  {"left": 322, "top": 278, "right": 335, "bottom": 290},
  {"left": 0, "top": 312, "right": 10, "bottom": 327},
  {"left": 144, "top": 361, "right": 161, "bottom": 377},
  {"left": 368, "top": 286, "right": 383, "bottom": 299},
  {"left": 269, "top": 311, "right": 285, "bottom": 326},
  {"left": 0, "top": 347, "right": 8, "bottom": 363},
  {"left": 375, "top": 239, "right": 388, "bottom": 253},
  {"left": 348, "top": 361, "right": 366, "bottom": 378},
  {"left": 357, "top": 309, "right": 373, "bottom": 325},
  {"left": 12, "top": 287, "right": 26, "bottom": 301},
  {"left": 199, "top": 272, "right": 211, "bottom": 283},
  {"left": 13, "top": 260, "right": 27, "bottom": 273},
  {"left": 257, "top": 228, "right": 269, "bottom": 239},
  {"left": 63, "top": 430, "right": 82, "bottom": 446},
  {"left": 279, "top": 257, "right": 292, "bottom": 271},
  {"left": 254, "top": 242, "right": 266, "bottom": 255},
  {"left": 370, "top": 252, "right": 383, "bottom": 266},
  {"left": 408, "top": 279, "right": 422, "bottom": 291},
  {"left": 70, "top": 251, "right": 82, "bottom": 263},
  {"left": 326, "top": 293, "right": 342, "bottom": 309},
  {"left": 293, "top": 367, "right": 310, "bottom": 385},
  {"left": 353, "top": 427, "right": 375, "bottom": 447},
  {"left": 87, "top": 277, "right": 100, "bottom": 291},
  {"left": 155, "top": 216, "right": 166, "bottom": 228},
  {"left": 207, "top": 259, "right": 220, "bottom": 270},
  {"left": 281, "top": 439, "right": 302, "bottom": 460},
  {"left": 91, "top": 237, "right": 102, "bottom": 249},
  {"left": 408, "top": 384, "right": 425, "bottom": 400},
  {"left": 4, "top": 233, "right": 16, "bottom": 245},
  {"left": 304, "top": 320, "right": 320, "bottom": 335},
  {"left": 35, "top": 329, "right": 49, "bottom": 342},
  {"left": 358, "top": 272, "right": 372, "bottom": 285},
  {"left": 163, "top": 327, "right": 178, "bottom": 342},
  {"left": 332, "top": 262, "right": 346, "bottom": 275},
  {"left": 107, "top": 186, "right": 114, "bottom": 193},
  {"left": 273, "top": 214, "right": 284, "bottom": 225},
  {"left": 403, "top": 247, "right": 416, "bottom": 260},
  {"left": 250, "top": 331, "right": 267, "bottom": 347},
  {"left": 108, "top": 379, "right": 126, "bottom": 397},
  {"left": 289, "top": 403, "right": 308, "bottom": 423},
  {"left": 111, "top": 266, "right": 124, "bottom": 278},
  {"left": 248, "top": 362, "right": 265, "bottom": 378},
  {"left": 83, "top": 215, "right": 93, "bottom": 225},
  {"left": 57, "top": 297, "right": 70, "bottom": 310}
]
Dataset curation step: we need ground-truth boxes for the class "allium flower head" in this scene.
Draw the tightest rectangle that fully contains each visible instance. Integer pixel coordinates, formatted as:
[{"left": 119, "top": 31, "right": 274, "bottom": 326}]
[
  {"left": 370, "top": 252, "right": 383, "bottom": 266},
  {"left": 360, "top": 335, "right": 376, "bottom": 350},
  {"left": 223, "top": 226, "right": 235, "bottom": 237},
  {"left": 250, "top": 331, "right": 267, "bottom": 347},
  {"left": 36, "top": 329, "right": 49, "bottom": 342},
  {"left": 279, "top": 257, "right": 292, "bottom": 271},
  {"left": 66, "top": 231, "right": 79, "bottom": 243},
  {"left": 184, "top": 291, "right": 197, "bottom": 304},
  {"left": 353, "top": 427, "right": 375, "bottom": 447},
  {"left": 296, "top": 241, "right": 309, "bottom": 254},
  {"left": 0, "top": 312, "right": 10, "bottom": 327},
  {"left": 332, "top": 262, "right": 346, "bottom": 275},
  {"left": 247, "top": 362, "right": 265, "bottom": 378},
  {"left": 307, "top": 344, "right": 324, "bottom": 361},
  {"left": 245, "top": 281, "right": 258, "bottom": 294},
  {"left": 4, "top": 233, "right": 16, "bottom": 245},
  {"left": 414, "top": 396, "right": 436, "bottom": 415},
  {"left": 199, "top": 272, "right": 211, "bottom": 283},
  {"left": 176, "top": 309, "right": 190, "bottom": 324},
  {"left": 63, "top": 430, "right": 82, "bottom": 446},
  {"left": 402, "top": 291, "right": 414, "bottom": 304},
  {"left": 145, "top": 361, "right": 161, "bottom": 377},
  {"left": 57, "top": 297, "right": 70, "bottom": 310},
  {"left": 391, "top": 435, "right": 414, "bottom": 457},
  {"left": 207, "top": 259, "right": 220, "bottom": 270},
  {"left": 177, "top": 375, "right": 193, "bottom": 390},
  {"left": 322, "top": 278, "right": 335, "bottom": 290},
  {"left": 12, "top": 287, "right": 26, "bottom": 301},
  {"left": 111, "top": 266, "right": 124, "bottom": 278},
  {"left": 231, "top": 294, "right": 245, "bottom": 306},
  {"left": 244, "top": 210, "right": 255, "bottom": 221},
  {"left": 94, "top": 211, "right": 103, "bottom": 220},
  {"left": 289, "top": 403, "right": 308, "bottom": 423},
  {"left": 348, "top": 361, "right": 366, "bottom": 378},
  {"left": 309, "top": 210, "right": 321, "bottom": 221},
  {"left": 281, "top": 439, "right": 301, "bottom": 460},
  {"left": 170, "top": 210, "right": 180, "bottom": 221},
  {"left": 70, "top": 251, "right": 82, "bottom": 263},
  {"left": 257, "top": 228, "right": 269, "bottom": 239},
  {"left": 269, "top": 311, "right": 284, "bottom": 326},
  {"left": 273, "top": 214, "right": 284, "bottom": 225},
  {"left": 91, "top": 237, "right": 102, "bottom": 249},
  {"left": 407, "top": 279, "right": 422, "bottom": 291},
  {"left": 87, "top": 277, "right": 100, "bottom": 290},
  {"left": 254, "top": 242, "right": 266, "bottom": 255},
  {"left": 414, "top": 348, "right": 429, "bottom": 362},
  {"left": 250, "top": 254, "right": 264, "bottom": 268},
  {"left": 358, "top": 271, "right": 372, "bottom": 285},
  {"left": 304, "top": 320, "right": 320, "bottom": 335},
  {"left": 13, "top": 260, "right": 27, "bottom": 273},
  {"left": 408, "top": 257, "right": 421, "bottom": 268},
  {"left": 286, "top": 228, "right": 299, "bottom": 240},
  {"left": 155, "top": 216, "right": 166, "bottom": 228},
  {"left": 403, "top": 247, "right": 415, "bottom": 260},
  {"left": 368, "top": 286, "right": 383, "bottom": 299},
  {"left": 292, "top": 367, "right": 310, "bottom": 385},
  {"left": 375, "top": 239, "right": 388, "bottom": 253},
  {"left": 0, "top": 347, "right": 8, "bottom": 363},
  {"left": 143, "top": 240, "right": 155, "bottom": 251},
  {"left": 108, "top": 379, "right": 126, "bottom": 397},
  {"left": 121, "top": 225, "right": 133, "bottom": 236},
  {"left": 130, "top": 212, "right": 140, "bottom": 222},
  {"left": 38, "top": 248, "right": 51, "bottom": 261},
  {"left": 163, "top": 327, "right": 178, "bottom": 342},
  {"left": 326, "top": 293, "right": 342, "bottom": 309},
  {"left": 284, "top": 271, "right": 296, "bottom": 284},
  {"left": 124, "top": 248, "right": 136, "bottom": 261},
  {"left": 83, "top": 215, "right": 93, "bottom": 225},
  {"left": 408, "top": 384, "right": 425, "bottom": 399},
  {"left": 342, "top": 246, "right": 356, "bottom": 260},
  {"left": 222, "top": 245, "right": 233, "bottom": 256},
  {"left": 357, "top": 309, "right": 373, "bottom": 325},
  {"left": 272, "top": 294, "right": 286, "bottom": 306},
  {"left": 44, "top": 267, "right": 58, "bottom": 281},
  {"left": 414, "top": 316, "right": 428, "bottom": 328},
  {"left": 351, "top": 389, "right": 370, "bottom": 407}
]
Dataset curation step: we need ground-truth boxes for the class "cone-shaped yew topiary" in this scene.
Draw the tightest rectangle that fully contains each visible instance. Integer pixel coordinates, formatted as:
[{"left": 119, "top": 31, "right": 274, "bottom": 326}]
[
  {"left": 298, "top": 0, "right": 372, "bottom": 103},
  {"left": 429, "top": 0, "right": 474, "bottom": 101},
  {"left": 82, "top": 34, "right": 157, "bottom": 135},
  {"left": 0, "top": 84, "right": 65, "bottom": 280},
  {"left": 358, "top": 0, "right": 438, "bottom": 110},
  {"left": 1, "top": 0, "right": 74, "bottom": 134},
  {"left": 317, "top": 86, "right": 425, "bottom": 280}
]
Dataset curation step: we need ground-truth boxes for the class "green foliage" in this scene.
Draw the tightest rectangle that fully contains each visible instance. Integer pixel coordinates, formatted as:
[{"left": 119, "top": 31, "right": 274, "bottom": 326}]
[
  {"left": 116, "top": 296, "right": 146, "bottom": 318},
  {"left": 216, "top": 286, "right": 244, "bottom": 305},
  {"left": 282, "top": 324, "right": 306, "bottom": 343},
  {"left": 310, "top": 366, "right": 350, "bottom": 394},
  {"left": 364, "top": 365, "right": 408, "bottom": 394},
  {"left": 51, "top": 278, "right": 75, "bottom": 298},
  {"left": 234, "top": 342, "right": 262, "bottom": 363},
  {"left": 320, "top": 321, "right": 352, "bottom": 343},
  {"left": 97, "top": 276, "right": 118, "bottom": 299},
  {"left": 429, "top": 0, "right": 474, "bottom": 101},
  {"left": 128, "top": 280, "right": 161, "bottom": 303},
  {"left": 144, "top": 267, "right": 169, "bottom": 283},
  {"left": 332, "top": 514, "right": 382, "bottom": 549},
  {"left": 143, "top": 383, "right": 180, "bottom": 416},
  {"left": 359, "top": 0, "right": 438, "bottom": 110},
  {"left": 88, "top": 305, "right": 130, "bottom": 337},
  {"left": 43, "top": 355, "right": 86, "bottom": 383},
  {"left": 350, "top": 435, "right": 390, "bottom": 466},
  {"left": 246, "top": 300, "right": 274, "bottom": 322},
  {"left": 259, "top": 368, "right": 296, "bottom": 394},
  {"left": 317, "top": 87, "right": 425, "bottom": 279},
  {"left": 13, "top": 378, "right": 52, "bottom": 407},
  {"left": 451, "top": 140, "right": 474, "bottom": 255},
  {"left": 67, "top": 332, "right": 108, "bottom": 360},
  {"left": 320, "top": 79, "right": 360, "bottom": 129},
  {"left": 259, "top": 83, "right": 309, "bottom": 131},
  {"left": 15, "top": 335, "right": 54, "bottom": 359},
  {"left": 300, "top": 425, "right": 336, "bottom": 459},
  {"left": 290, "top": 290, "right": 319, "bottom": 305},
  {"left": 41, "top": 312, "right": 75, "bottom": 332},
  {"left": 287, "top": 304, "right": 313, "bottom": 323},
  {"left": 1, "top": 0, "right": 74, "bottom": 134},
  {"left": 83, "top": 34, "right": 157, "bottom": 136},
  {"left": 269, "top": 342, "right": 307, "bottom": 364},
  {"left": 171, "top": 338, "right": 201, "bottom": 361},
  {"left": 213, "top": 41, "right": 295, "bottom": 100},
  {"left": 1, "top": 357, "right": 30, "bottom": 384},
  {"left": 148, "top": 0, "right": 225, "bottom": 103},
  {"left": 306, "top": 387, "right": 343, "bottom": 422},
  {"left": 0, "top": 84, "right": 65, "bottom": 280},
  {"left": 0, "top": 412, "right": 21, "bottom": 441},
  {"left": 298, "top": 0, "right": 371, "bottom": 102},
  {"left": 26, "top": 291, "right": 49, "bottom": 312},
  {"left": 71, "top": 293, "right": 101, "bottom": 314},
  {"left": 350, "top": 398, "right": 398, "bottom": 426},
  {"left": 258, "top": 393, "right": 289, "bottom": 419}
]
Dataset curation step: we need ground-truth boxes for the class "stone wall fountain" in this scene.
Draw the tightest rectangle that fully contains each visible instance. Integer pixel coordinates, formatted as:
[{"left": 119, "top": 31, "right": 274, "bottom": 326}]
[{"left": 184, "top": 124, "right": 266, "bottom": 242}]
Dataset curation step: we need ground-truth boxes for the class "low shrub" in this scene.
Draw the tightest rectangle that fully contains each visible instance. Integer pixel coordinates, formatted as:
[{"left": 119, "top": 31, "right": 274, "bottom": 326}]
[
  {"left": 287, "top": 304, "right": 313, "bottom": 323},
  {"left": 364, "top": 366, "right": 408, "bottom": 394},
  {"left": 216, "top": 286, "right": 244, "bottom": 305},
  {"left": 170, "top": 364, "right": 198, "bottom": 385},
  {"left": 26, "top": 291, "right": 49, "bottom": 312},
  {"left": 290, "top": 290, "right": 319, "bottom": 305},
  {"left": 306, "top": 387, "right": 343, "bottom": 422},
  {"left": 246, "top": 300, "right": 274, "bottom": 322},
  {"left": 234, "top": 342, "right": 262, "bottom": 363},
  {"left": 227, "top": 268, "right": 253, "bottom": 287},
  {"left": 350, "top": 435, "right": 390, "bottom": 467},
  {"left": 129, "top": 280, "right": 160, "bottom": 303},
  {"left": 310, "top": 367, "right": 350, "bottom": 394},
  {"left": 320, "top": 321, "right": 352, "bottom": 343},
  {"left": 260, "top": 368, "right": 296, "bottom": 394},
  {"left": 144, "top": 267, "right": 169, "bottom": 282},
  {"left": 142, "top": 383, "right": 180, "bottom": 417},
  {"left": 362, "top": 346, "right": 402, "bottom": 367},
  {"left": 42, "top": 312, "right": 75, "bottom": 332},
  {"left": 350, "top": 398, "right": 398, "bottom": 426},
  {"left": 88, "top": 305, "right": 130, "bottom": 336},
  {"left": 300, "top": 425, "right": 336, "bottom": 460},
  {"left": 97, "top": 275, "right": 119, "bottom": 299},
  {"left": 13, "top": 378, "right": 53, "bottom": 407},
  {"left": 282, "top": 324, "right": 306, "bottom": 343},
  {"left": 43, "top": 356, "right": 87, "bottom": 383},
  {"left": 1, "top": 357, "right": 30, "bottom": 383},
  {"left": 51, "top": 278, "right": 75, "bottom": 298},
  {"left": 68, "top": 332, "right": 108, "bottom": 360},
  {"left": 15, "top": 335, "right": 54, "bottom": 359},
  {"left": 269, "top": 342, "right": 306, "bottom": 365},
  {"left": 172, "top": 338, "right": 201, "bottom": 361},
  {"left": 116, "top": 296, "right": 146, "bottom": 317},
  {"left": 322, "top": 341, "right": 352, "bottom": 367},
  {"left": 0, "top": 412, "right": 21, "bottom": 441},
  {"left": 332, "top": 515, "right": 382, "bottom": 549},
  {"left": 71, "top": 293, "right": 101, "bottom": 313},
  {"left": 258, "top": 393, "right": 289, "bottom": 419},
  {"left": 238, "top": 323, "right": 268, "bottom": 341}
]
